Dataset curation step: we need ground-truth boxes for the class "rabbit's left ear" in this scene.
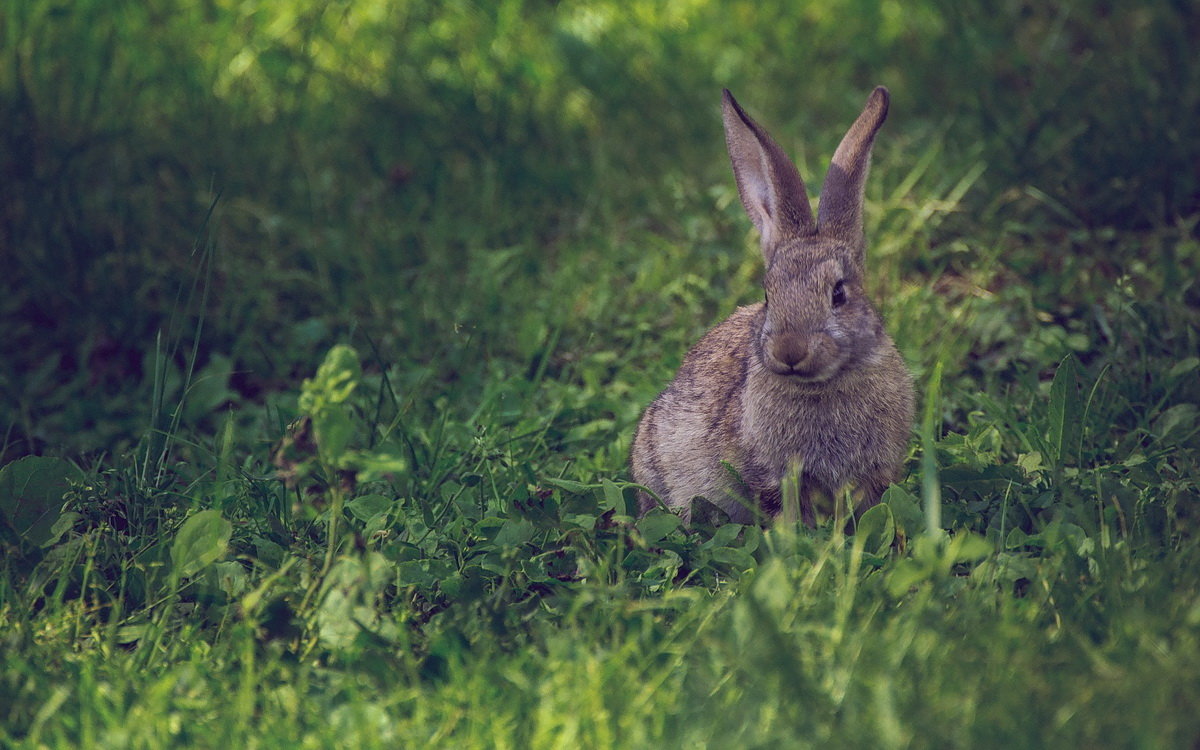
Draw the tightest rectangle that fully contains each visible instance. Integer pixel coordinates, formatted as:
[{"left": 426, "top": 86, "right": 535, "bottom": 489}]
[
  {"left": 817, "top": 87, "right": 889, "bottom": 252},
  {"left": 722, "top": 90, "right": 816, "bottom": 263}
]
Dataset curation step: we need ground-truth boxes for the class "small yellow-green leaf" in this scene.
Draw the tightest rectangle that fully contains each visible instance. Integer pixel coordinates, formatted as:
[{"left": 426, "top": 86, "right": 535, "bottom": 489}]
[
  {"left": 1017, "top": 451, "right": 1045, "bottom": 476},
  {"left": 299, "top": 345, "right": 362, "bottom": 413}
]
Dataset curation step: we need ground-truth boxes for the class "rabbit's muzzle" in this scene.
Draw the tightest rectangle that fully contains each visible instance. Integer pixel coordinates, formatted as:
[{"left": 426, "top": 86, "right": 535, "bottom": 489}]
[{"left": 763, "top": 329, "right": 842, "bottom": 381}]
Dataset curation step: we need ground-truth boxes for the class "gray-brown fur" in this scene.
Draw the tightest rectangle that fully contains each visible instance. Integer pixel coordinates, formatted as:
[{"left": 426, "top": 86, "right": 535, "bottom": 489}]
[{"left": 631, "top": 87, "right": 914, "bottom": 525}]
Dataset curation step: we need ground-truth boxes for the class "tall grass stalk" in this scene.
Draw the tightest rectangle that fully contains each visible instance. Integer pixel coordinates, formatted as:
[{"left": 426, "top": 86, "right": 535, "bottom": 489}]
[{"left": 921, "top": 359, "right": 943, "bottom": 537}]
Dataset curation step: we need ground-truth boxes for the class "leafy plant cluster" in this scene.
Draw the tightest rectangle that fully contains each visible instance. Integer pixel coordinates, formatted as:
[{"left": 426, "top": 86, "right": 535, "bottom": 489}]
[{"left": 4, "top": 304, "right": 1198, "bottom": 744}]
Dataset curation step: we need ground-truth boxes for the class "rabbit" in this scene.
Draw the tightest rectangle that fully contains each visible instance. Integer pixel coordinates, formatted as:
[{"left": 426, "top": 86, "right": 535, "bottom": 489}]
[{"left": 631, "top": 87, "right": 914, "bottom": 526}]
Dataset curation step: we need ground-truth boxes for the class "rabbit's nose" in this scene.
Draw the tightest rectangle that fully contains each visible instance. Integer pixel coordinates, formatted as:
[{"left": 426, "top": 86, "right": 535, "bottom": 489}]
[{"left": 770, "top": 336, "right": 810, "bottom": 369}]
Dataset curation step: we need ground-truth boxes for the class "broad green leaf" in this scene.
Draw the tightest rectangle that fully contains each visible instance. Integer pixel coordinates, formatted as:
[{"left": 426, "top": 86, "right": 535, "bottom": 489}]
[
  {"left": 521, "top": 556, "right": 551, "bottom": 583},
  {"left": 1168, "top": 357, "right": 1199, "bottom": 379},
  {"left": 562, "top": 513, "right": 597, "bottom": 531},
  {"left": 542, "top": 477, "right": 594, "bottom": 494},
  {"left": 1047, "top": 354, "right": 1082, "bottom": 467},
  {"left": 350, "top": 450, "right": 408, "bottom": 483},
  {"left": 0, "top": 457, "right": 84, "bottom": 546},
  {"left": 887, "top": 559, "right": 930, "bottom": 596},
  {"left": 396, "top": 558, "right": 454, "bottom": 589},
  {"left": 750, "top": 560, "right": 791, "bottom": 615},
  {"left": 203, "top": 560, "right": 250, "bottom": 599},
  {"left": 641, "top": 549, "right": 683, "bottom": 583},
  {"left": 1153, "top": 403, "right": 1198, "bottom": 441},
  {"left": 708, "top": 545, "right": 756, "bottom": 571},
  {"left": 637, "top": 511, "right": 681, "bottom": 545},
  {"left": 1040, "top": 521, "right": 1088, "bottom": 553},
  {"left": 114, "top": 622, "right": 152, "bottom": 645},
  {"left": 880, "top": 484, "right": 923, "bottom": 537},
  {"left": 347, "top": 494, "right": 393, "bottom": 523},
  {"left": 704, "top": 522, "right": 743, "bottom": 549},
  {"left": 317, "top": 553, "right": 395, "bottom": 652},
  {"left": 600, "top": 478, "right": 627, "bottom": 514},
  {"left": 460, "top": 472, "right": 482, "bottom": 486},
  {"left": 313, "top": 408, "right": 354, "bottom": 463},
  {"left": 690, "top": 496, "right": 731, "bottom": 527},
  {"left": 940, "top": 465, "right": 1023, "bottom": 500},
  {"left": 170, "top": 510, "right": 232, "bottom": 580},
  {"left": 45, "top": 511, "right": 82, "bottom": 547},
  {"left": 494, "top": 518, "right": 535, "bottom": 549},
  {"left": 1005, "top": 527, "right": 1032, "bottom": 549},
  {"left": 947, "top": 532, "right": 992, "bottom": 564},
  {"left": 856, "top": 503, "right": 895, "bottom": 556},
  {"left": 183, "top": 354, "right": 234, "bottom": 422}
]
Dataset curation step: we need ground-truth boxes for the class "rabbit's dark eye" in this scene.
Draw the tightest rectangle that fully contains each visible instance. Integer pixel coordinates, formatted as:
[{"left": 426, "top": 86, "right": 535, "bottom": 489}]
[{"left": 831, "top": 280, "right": 847, "bottom": 308}]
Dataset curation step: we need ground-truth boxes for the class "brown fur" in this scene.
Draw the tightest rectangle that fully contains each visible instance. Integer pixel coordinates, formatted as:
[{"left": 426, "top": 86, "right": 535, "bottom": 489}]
[{"left": 631, "top": 88, "right": 915, "bottom": 525}]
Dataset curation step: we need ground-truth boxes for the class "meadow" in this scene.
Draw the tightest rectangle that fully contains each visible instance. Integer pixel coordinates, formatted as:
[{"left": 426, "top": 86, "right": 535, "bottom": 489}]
[{"left": 2, "top": 0, "right": 1199, "bottom": 746}]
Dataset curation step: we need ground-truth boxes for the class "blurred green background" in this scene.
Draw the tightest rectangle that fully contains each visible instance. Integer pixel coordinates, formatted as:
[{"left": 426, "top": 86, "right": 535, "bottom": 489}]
[{"left": 2, "top": 0, "right": 1198, "bottom": 458}]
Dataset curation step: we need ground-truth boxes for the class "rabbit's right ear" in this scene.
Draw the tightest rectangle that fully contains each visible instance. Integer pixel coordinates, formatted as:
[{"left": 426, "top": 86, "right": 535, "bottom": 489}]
[{"left": 722, "top": 90, "right": 816, "bottom": 260}]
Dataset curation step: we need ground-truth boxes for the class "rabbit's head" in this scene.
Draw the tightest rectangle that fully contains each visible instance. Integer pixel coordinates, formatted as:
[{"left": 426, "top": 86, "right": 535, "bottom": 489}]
[{"left": 722, "top": 88, "right": 890, "bottom": 383}]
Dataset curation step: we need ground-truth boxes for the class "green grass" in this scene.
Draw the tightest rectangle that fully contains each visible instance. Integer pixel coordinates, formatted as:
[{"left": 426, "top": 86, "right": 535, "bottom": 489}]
[{"left": 3, "top": 0, "right": 1200, "bottom": 746}]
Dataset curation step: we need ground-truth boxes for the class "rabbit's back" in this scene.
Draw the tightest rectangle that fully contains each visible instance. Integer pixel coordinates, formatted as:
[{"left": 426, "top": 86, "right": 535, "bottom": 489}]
[{"left": 632, "top": 305, "right": 761, "bottom": 521}]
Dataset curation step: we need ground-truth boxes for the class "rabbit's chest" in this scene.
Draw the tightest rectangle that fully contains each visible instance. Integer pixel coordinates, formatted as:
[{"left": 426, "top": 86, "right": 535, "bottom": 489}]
[{"left": 742, "top": 388, "right": 877, "bottom": 487}]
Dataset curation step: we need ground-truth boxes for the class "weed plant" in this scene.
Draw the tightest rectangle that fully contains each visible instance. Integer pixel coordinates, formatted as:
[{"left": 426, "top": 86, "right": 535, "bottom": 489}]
[{"left": 2, "top": 0, "right": 1199, "bottom": 747}]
